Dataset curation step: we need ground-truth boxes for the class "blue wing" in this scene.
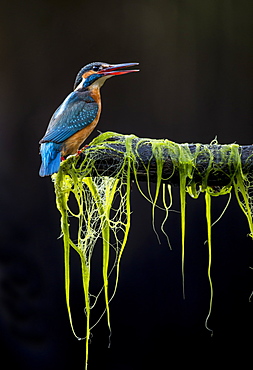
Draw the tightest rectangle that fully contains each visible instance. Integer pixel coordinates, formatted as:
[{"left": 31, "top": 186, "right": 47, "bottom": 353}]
[
  {"left": 40, "top": 91, "right": 99, "bottom": 144},
  {"left": 39, "top": 90, "right": 98, "bottom": 176}
]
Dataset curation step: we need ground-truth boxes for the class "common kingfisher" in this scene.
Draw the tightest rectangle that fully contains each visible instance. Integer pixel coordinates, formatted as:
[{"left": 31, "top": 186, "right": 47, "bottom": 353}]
[{"left": 39, "top": 61, "right": 139, "bottom": 177}]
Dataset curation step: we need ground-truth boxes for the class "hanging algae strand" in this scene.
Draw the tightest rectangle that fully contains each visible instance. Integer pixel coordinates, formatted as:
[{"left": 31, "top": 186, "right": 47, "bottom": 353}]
[
  {"left": 53, "top": 132, "right": 253, "bottom": 368},
  {"left": 53, "top": 132, "right": 133, "bottom": 369}
]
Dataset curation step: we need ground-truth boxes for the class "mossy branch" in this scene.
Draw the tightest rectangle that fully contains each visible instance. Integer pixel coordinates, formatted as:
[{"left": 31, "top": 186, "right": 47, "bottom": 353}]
[
  {"left": 54, "top": 131, "right": 253, "bottom": 368},
  {"left": 71, "top": 132, "right": 253, "bottom": 188}
]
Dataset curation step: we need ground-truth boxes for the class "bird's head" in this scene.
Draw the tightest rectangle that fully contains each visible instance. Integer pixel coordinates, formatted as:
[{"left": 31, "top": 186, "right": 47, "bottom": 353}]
[{"left": 74, "top": 62, "right": 139, "bottom": 90}]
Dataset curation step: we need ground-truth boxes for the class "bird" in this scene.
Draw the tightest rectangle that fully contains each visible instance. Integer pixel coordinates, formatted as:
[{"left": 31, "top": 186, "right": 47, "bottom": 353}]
[{"left": 39, "top": 61, "right": 139, "bottom": 177}]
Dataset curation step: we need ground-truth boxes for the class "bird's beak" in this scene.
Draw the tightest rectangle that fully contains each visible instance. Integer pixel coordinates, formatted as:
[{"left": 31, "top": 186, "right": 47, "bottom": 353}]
[{"left": 98, "top": 62, "right": 139, "bottom": 76}]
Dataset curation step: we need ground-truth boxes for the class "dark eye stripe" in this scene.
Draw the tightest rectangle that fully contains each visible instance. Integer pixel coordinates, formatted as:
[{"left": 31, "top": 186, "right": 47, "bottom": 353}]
[{"left": 92, "top": 65, "right": 101, "bottom": 71}]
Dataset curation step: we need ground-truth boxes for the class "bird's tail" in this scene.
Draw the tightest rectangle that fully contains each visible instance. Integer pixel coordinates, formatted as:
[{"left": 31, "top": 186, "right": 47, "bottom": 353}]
[{"left": 39, "top": 142, "right": 62, "bottom": 177}]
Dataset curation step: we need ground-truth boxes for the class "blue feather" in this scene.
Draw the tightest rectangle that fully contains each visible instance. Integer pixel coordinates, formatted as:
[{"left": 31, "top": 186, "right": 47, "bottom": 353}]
[
  {"left": 40, "top": 91, "right": 98, "bottom": 144},
  {"left": 39, "top": 91, "right": 98, "bottom": 176},
  {"left": 39, "top": 142, "right": 62, "bottom": 177}
]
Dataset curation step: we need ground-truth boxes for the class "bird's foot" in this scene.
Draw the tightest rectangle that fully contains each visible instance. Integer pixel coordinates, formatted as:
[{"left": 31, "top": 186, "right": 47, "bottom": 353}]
[{"left": 76, "top": 145, "right": 89, "bottom": 156}]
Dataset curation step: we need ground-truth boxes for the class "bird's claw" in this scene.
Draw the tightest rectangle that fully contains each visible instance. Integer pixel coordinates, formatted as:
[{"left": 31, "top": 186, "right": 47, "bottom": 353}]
[{"left": 76, "top": 145, "right": 89, "bottom": 156}]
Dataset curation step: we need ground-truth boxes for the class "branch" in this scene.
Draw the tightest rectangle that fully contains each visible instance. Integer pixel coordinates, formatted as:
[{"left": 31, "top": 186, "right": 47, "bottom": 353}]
[{"left": 75, "top": 133, "right": 253, "bottom": 187}]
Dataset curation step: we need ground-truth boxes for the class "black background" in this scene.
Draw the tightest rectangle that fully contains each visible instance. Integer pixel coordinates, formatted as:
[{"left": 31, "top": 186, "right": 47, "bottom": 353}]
[{"left": 0, "top": 1, "right": 252, "bottom": 369}]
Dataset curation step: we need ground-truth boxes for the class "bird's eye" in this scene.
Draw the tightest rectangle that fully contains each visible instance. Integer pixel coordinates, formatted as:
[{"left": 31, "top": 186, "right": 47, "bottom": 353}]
[{"left": 92, "top": 65, "right": 101, "bottom": 71}]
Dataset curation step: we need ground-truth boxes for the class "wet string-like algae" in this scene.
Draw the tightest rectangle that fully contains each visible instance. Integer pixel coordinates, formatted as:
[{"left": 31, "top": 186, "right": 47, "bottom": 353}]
[{"left": 53, "top": 132, "right": 253, "bottom": 369}]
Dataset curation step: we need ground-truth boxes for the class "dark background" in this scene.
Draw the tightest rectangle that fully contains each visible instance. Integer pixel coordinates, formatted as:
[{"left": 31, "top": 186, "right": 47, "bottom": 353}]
[{"left": 0, "top": 1, "right": 252, "bottom": 369}]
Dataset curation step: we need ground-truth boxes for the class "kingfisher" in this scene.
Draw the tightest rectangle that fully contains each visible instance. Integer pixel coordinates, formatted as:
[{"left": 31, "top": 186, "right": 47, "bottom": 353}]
[{"left": 39, "top": 61, "right": 139, "bottom": 177}]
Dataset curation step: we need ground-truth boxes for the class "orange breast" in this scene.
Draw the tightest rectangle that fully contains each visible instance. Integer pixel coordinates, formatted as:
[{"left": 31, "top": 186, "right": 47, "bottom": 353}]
[{"left": 62, "top": 88, "right": 102, "bottom": 156}]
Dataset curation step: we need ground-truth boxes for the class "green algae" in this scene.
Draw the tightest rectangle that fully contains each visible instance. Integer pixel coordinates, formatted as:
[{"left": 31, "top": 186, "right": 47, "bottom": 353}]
[{"left": 53, "top": 132, "right": 253, "bottom": 369}]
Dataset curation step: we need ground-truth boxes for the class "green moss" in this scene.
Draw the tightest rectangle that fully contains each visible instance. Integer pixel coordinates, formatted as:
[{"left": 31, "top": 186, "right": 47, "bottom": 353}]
[
  {"left": 205, "top": 191, "right": 213, "bottom": 335},
  {"left": 53, "top": 132, "right": 253, "bottom": 369}
]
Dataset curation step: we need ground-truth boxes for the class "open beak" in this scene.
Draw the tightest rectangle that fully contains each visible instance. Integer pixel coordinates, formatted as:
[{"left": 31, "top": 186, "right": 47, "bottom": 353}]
[{"left": 98, "top": 62, "right": 139, "bottom": 76}]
